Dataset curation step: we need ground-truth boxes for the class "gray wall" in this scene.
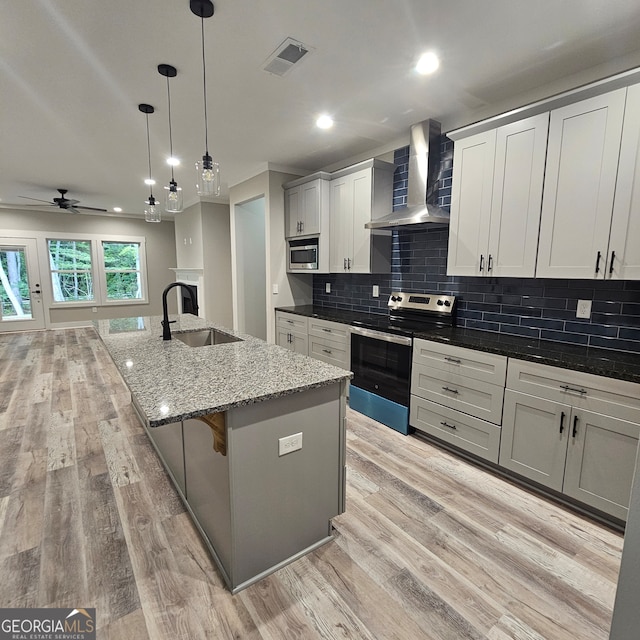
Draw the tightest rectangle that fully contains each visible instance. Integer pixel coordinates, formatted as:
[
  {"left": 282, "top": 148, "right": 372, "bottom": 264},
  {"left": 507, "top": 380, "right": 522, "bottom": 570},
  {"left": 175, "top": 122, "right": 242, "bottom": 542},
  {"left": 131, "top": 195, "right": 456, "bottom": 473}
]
[{"left": 0, "top": 208, "right": 177, "bottom": 324}]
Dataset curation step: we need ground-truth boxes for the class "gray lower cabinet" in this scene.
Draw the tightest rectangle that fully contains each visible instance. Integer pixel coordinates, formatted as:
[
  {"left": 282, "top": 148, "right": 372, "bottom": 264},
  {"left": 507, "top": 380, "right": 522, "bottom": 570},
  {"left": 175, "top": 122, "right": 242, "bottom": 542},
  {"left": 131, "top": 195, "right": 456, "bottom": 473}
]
[
  {"left": 276, "top": 311, "right": 308, "bottom": 355},
  {"left": 501, "top": 388, "right": 640, "bottom": 521}
]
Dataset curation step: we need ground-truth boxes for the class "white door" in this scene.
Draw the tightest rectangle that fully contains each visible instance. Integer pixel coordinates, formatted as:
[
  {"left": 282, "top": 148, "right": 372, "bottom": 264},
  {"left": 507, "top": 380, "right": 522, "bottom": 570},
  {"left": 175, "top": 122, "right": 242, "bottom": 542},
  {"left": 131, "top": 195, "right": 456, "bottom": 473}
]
[{"left": 0, "top": 238, "right": 46, "bottom": 332}]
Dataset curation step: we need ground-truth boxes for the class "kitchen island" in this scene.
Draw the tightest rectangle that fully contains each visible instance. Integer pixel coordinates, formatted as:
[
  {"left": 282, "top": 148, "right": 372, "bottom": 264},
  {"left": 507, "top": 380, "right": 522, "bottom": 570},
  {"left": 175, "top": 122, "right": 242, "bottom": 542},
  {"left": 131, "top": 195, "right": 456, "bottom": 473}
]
[{"left": 95, "top": 314, "right": 351, "bottom": 593}]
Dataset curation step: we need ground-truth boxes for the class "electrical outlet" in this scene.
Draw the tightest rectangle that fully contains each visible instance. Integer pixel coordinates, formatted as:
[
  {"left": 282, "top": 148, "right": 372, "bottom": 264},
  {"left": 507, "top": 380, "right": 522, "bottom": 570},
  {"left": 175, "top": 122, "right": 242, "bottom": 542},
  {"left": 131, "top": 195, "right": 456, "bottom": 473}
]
[
  {"left": 278, "top": 432, "right": 303, "bottom": 456},
  {"left": 576, "top": 299, "right": 592, "bottom": 319},
  {"left": 92, "top": 307, "right": 98, "bottom": 313},
  {"left": 372, "top": 285, "right": 379, "bottom": 298},
  {"left": 325, "top": 282, "right": 331, "bottom": 294}
]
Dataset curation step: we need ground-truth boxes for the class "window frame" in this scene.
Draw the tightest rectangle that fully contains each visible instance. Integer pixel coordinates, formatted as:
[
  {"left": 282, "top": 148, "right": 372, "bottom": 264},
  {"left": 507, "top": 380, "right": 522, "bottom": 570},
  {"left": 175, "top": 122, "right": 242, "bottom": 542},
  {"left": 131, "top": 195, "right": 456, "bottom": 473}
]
[
  {"left": 44, "top": 232, "right": 148, "bottom": 308},
  {"left": 97, "top": 239, "right": 148, "bottom": 305}
]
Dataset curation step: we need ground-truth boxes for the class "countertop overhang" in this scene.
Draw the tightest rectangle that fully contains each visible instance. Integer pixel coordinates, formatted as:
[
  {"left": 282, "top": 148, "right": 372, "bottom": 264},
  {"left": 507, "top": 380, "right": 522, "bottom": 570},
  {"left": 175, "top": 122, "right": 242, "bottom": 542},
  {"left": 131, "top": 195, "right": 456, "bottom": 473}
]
[{"left": 95, "top": 314, "right": 352, "bottom": 427}]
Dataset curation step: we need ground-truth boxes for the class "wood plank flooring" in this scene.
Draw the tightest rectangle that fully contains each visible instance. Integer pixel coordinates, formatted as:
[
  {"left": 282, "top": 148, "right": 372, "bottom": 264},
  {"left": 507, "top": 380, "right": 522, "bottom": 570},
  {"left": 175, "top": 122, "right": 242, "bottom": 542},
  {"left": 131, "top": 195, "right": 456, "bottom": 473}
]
[{"left": 0, "top": 328, "right": 623, "bottom": 639}]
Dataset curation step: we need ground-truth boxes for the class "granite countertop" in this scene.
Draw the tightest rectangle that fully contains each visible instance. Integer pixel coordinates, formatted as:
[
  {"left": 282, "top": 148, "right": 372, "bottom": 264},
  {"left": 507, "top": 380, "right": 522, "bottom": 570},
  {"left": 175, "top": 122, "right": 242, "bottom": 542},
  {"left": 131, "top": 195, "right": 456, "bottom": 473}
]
[
  {"left": 276, "top": 305, "right": 640, "bottom": 384},
  {"left": 95, "top": 314, "right": 351, "bottom": 427}
]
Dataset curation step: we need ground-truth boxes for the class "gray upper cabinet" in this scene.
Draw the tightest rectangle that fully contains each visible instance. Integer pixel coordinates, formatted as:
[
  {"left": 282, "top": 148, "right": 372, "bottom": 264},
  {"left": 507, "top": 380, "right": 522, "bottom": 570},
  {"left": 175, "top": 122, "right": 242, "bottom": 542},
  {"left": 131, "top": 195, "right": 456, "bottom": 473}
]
[
  {"left": 536, "top": 89, "right": 627, "bottom": 278},
  {"left": 608, "top": 83, "right": 640, "bottom": 280},
  {"left": 448, "top": 113, "right": 549, "bottom": 277},
  {"left": 329, "top": 159, "right": 395, "bottom": 273},
  {"left": 284, "top": 172, "right": 331, "bottom": 238}
]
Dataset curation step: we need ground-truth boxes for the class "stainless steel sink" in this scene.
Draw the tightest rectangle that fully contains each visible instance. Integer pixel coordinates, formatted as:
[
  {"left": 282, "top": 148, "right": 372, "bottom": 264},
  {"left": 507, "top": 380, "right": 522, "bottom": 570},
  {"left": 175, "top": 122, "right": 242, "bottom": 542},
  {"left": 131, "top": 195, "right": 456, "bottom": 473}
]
[{"left": 175, "top": 329, "right": 242, "bottom": 347}]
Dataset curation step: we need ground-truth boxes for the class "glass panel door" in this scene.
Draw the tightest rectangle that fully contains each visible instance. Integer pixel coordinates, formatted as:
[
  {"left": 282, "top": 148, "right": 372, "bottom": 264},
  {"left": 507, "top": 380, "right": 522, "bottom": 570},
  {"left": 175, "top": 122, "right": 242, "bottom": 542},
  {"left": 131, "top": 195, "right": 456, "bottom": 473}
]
[{"left": 0, "top": 238, "right": 45, "bottom": 331}]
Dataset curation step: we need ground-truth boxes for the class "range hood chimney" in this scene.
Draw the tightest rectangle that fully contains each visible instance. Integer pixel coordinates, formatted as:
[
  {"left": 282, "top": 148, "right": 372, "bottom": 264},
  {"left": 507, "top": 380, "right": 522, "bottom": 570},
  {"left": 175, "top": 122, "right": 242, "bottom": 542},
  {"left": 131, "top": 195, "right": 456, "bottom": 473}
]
[{"left": 365, "top": 119, "right": 450, "bottom": 229}]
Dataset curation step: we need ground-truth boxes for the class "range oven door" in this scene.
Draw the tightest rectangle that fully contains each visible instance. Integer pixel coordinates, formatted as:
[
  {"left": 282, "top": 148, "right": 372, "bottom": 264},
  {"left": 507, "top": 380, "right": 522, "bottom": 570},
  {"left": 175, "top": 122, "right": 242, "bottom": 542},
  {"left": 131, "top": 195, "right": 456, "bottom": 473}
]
[{"left": 349, "top": 327, "right": 412, "bottom": 434}]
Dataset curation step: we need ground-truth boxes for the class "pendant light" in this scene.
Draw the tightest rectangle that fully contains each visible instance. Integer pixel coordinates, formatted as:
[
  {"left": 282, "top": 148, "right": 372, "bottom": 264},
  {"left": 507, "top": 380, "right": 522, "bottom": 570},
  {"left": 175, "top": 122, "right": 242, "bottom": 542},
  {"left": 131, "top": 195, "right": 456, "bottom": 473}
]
[
  {"left": 138, "top": 104, "right": 161, "bottom": 223},
  {"left": 191, "top": 0, "right": 220, "bottom": 197},
  {"left": 158, "top": 64, "right": 183, "bottom": 213}
]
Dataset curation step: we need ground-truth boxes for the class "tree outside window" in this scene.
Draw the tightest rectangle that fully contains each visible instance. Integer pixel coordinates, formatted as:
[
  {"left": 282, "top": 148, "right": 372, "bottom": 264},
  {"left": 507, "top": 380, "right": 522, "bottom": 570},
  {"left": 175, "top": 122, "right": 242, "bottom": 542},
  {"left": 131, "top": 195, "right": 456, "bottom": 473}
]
[
  {"left": 47, "top": 239, "right": 94, "bottom": 302},
  {"left": 0, "top": 247, "right": 32, "bottom": 318},
  {"left": 102, "top": 241, "right": 143, "bottom": 301}
]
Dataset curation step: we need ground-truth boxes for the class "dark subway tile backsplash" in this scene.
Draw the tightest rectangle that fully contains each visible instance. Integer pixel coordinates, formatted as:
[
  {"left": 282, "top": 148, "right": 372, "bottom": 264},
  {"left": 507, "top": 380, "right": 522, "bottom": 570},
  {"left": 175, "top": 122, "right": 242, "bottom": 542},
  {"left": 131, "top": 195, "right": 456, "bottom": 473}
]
[{"left": 311, "top": 139, "right": 640, "bottom": 355}]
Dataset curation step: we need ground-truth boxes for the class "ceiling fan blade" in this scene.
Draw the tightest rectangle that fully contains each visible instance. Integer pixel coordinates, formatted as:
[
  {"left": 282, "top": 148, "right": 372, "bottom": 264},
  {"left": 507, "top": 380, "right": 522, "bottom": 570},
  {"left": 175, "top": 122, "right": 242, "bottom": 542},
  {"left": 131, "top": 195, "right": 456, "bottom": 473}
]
[
  {"left": 67, "top": 207, "right": 81, "bottom": 214},
  {"left": 76, "top": 205, "right": 108, "bottom": 212},
  {"left": 19, "top": 195, "right": 55, "bottom": 204}
]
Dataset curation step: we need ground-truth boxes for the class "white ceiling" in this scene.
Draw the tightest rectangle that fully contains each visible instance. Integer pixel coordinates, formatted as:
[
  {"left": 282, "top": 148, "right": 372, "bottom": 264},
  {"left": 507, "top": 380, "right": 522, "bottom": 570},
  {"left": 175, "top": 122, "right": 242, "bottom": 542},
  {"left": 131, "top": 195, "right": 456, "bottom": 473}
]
[{"left": 3, "top": 0, "right": 640, "bottom": 218}]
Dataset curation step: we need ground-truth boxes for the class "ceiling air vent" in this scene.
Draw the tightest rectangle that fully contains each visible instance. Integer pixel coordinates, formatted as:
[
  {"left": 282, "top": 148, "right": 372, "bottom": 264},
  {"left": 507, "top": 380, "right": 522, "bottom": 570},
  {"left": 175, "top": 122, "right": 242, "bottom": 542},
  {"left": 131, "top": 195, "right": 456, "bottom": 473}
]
[{"left": 263, "top": 38, "right": 311, "bottom": 77}]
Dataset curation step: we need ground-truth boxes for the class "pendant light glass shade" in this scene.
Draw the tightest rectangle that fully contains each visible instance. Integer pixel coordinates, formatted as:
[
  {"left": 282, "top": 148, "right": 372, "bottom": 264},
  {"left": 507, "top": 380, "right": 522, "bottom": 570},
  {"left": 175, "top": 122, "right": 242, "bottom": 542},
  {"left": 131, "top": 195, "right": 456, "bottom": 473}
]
[
  {"left": 196, "top": 154, "right": 220, "bottom": 196},
  {"left": 164, "top": 180, "right": 183, "bottom": 212},
  {"left": 145, "top": 195, "right": 162, "bottom": 223},
  {"left": 139, "top": 103, "right": 161, "bottom": 223},
  {"left": 158, "top": 64, "right": 184, "bottom": 213},
  {"left": 191, "top": 0, "right": 221, "bottom": 197}
]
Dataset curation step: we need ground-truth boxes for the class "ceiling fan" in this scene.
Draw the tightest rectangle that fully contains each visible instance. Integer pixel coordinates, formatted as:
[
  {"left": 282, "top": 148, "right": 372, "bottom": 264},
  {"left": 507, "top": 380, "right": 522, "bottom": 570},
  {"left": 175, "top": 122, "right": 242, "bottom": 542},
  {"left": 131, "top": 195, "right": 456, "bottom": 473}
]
[{"left": 16, "top": 188, "right": 107, "bottom": 214}]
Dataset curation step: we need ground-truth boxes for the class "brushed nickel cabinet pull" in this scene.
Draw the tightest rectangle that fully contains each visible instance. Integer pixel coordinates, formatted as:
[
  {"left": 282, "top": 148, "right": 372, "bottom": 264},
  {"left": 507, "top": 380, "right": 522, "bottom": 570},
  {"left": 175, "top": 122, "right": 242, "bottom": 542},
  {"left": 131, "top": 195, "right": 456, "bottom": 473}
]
[
  {"left": 479, "top": 254, "right": 484, "bottom": 272},
  {"left": 444, "top": 357, "right": 461, "bottom": 364},
  {"left": 595, "top": 250, "right": 602, "bottom": 273},
  {"left": 322, "top": 349, "right": 332, "bottom": 354},
  {"left": 487, "top": 254, "right": 493, "bottom": 271},
  {"left": 559, "top": 411, "right": 565, "bottom": 434},
  {"left": 572, "top": 415, "right": 578, "bottom": 438},
  {"left": 440, "top": 421, "right": 457, "bottom": 430},
  {"left": 442, "top": 386, "right": 459, "bottom": 394},
  {"left": 322, "top": 328, "right": 332, "bottom": 333}
]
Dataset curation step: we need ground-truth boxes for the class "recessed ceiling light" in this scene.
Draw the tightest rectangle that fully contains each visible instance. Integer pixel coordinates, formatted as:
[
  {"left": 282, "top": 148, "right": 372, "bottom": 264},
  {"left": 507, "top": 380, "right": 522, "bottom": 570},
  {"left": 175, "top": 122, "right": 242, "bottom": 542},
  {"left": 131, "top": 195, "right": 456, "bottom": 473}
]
[
  {"left": 416, "top": 51, "right": 440, "bottom": 75},
  {"left": 316, "top": 114, "right": 334, "bottom": 129},
  {"left": 113, "top": 207, "right": 122, "bottom": 212},
  {"left": 144, "top": 178, "right": 156, "bottom": 186},
  {"left": 167, "top": 157, "right": 180, "bottom": 166}
]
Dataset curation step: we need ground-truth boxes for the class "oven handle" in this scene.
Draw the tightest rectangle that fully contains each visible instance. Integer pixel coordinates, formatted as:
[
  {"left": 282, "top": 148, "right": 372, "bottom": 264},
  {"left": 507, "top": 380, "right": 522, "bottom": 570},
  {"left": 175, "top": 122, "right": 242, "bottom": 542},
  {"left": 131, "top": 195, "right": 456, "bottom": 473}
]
[{"left": 350, "top": 326, "right": 412, "bottom": 346}]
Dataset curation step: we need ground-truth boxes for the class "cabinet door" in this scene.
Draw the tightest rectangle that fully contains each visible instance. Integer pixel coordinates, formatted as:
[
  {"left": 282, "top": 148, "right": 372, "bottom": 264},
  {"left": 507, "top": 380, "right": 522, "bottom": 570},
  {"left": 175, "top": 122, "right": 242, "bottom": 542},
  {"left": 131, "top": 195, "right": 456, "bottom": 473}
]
[
  {"left": 285, "top": 186, "right": 301, "bottom": 237},
  {"left": 350, "top": 169, "right": 374, "bottom": 273},
  {"left": 536, "top": 89, "right": 626, "bottom": 278},
  {"left": 300, "top": 181, "right": 321, "bottom": 235},
  {"left": 276, "top": 328, "right": 308, "bottom": 355},
  {"left": 499, "top": 390, "right": 570, "bottom": 491},
  {"left": 329, "top": 176, "right": 351, "bottom": 271},
  {"left": 488, "top": 113, "right": 549, "bottom": 277},
  {"left": 447, "top": 130, "right": 496, "bottom": 276},
  {"left": 609, "top": 83, "right": 640, "bottom": 280},
  {"left": 564, "top": 409, "right": 640, "bottom": 520}
]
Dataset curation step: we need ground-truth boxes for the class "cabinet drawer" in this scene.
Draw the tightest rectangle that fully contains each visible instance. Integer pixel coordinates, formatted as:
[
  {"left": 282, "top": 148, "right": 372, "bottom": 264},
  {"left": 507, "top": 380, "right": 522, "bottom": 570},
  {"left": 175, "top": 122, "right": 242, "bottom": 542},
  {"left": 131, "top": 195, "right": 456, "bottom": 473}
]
[
  {"left": 413, "top": 338, "right": 507, "bottom": 386},
  {"left": 507, "top": 358, "right": 640, "bottom": 423},
  {"left": 410, "top": 396, "right": 501, "bottom": 463},
  {"left": 276, "top": 311, "right": 308, "bottom": 333},
  {"left": 308, "top": 318, "right": 349, "bottom": 344},
  {"left": 411, "top": 363, "right": 505, "bottom": 425},
  {"left": 308, "top": 335, "right": 349, "bottom": 369}
]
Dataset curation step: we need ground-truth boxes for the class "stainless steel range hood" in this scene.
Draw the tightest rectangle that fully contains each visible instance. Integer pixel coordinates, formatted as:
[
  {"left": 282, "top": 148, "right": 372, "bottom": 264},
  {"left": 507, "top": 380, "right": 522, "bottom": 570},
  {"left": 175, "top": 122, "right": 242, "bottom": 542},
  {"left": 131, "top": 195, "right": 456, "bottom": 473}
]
[{"left": 365, "top": 119, "right": 450, "bottom": 229}]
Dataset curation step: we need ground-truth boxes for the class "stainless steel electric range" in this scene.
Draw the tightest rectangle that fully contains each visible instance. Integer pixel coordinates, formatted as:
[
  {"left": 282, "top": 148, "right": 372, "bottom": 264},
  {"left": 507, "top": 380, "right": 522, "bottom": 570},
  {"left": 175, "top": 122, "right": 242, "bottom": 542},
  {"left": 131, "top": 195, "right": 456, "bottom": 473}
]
[{"left": 349, "top": 291, "right": 456, "bottom": 435}]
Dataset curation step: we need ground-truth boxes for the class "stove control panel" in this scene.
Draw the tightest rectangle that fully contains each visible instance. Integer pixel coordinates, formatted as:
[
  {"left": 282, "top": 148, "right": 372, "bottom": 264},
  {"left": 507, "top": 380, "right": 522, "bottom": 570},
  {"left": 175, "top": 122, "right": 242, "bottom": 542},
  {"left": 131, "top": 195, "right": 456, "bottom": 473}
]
[{"left": 388, "top": 291, "right": 456, "bottom": 314}]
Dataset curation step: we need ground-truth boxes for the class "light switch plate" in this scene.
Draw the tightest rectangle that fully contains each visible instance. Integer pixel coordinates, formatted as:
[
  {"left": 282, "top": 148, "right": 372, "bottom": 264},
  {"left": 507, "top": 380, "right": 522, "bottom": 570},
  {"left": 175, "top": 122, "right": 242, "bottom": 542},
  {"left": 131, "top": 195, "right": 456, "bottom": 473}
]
[
  {"left": 576, "top": 299, "right": 592, "bottom": 319},
  {"left": 278, "top": 432, "right": 303, "bottom": 456}
]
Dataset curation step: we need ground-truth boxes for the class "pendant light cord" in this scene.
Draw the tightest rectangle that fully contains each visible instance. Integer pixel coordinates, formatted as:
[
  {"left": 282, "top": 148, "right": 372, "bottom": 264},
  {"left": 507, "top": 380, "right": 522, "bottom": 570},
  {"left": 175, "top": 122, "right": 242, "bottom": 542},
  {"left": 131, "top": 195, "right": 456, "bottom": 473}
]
[
  {"left": 201, "top": 15, "right": 209, "bottom": 156},
  {"left": 165, "top": 76, "right": 175, "bottom": 181},
  {"left": 145, "top": 113, "right": 154, "bottom": 200}
]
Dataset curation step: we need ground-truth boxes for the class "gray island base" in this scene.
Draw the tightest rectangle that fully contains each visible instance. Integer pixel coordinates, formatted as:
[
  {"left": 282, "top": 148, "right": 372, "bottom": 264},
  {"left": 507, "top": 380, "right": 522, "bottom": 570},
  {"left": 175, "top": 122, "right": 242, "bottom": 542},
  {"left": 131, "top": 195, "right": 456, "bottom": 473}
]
[{"left": 95, "top": 314, "right": 350, "bottom": 593}]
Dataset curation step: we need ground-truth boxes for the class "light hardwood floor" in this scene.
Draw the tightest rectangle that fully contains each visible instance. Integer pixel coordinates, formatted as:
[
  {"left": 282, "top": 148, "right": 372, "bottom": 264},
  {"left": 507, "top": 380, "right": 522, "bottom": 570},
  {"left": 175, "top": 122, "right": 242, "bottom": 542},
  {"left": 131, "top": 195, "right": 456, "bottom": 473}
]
[{"left": 0, "top": 328, "right": 623, "bottom": 639}]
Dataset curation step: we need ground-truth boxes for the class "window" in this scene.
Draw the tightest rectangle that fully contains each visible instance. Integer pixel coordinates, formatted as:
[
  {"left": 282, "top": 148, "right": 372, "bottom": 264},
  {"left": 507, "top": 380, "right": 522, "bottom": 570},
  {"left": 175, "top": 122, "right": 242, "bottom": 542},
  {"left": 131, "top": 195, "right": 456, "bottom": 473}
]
[
  {"left": 47, "top": 239, "right": 94, "bottom": 302},
  {"left": 101, "top": 241, "right": 143, "bottom": 301},
  {"left": 46, "top": 235, "right": 147, "bottom": 306}
]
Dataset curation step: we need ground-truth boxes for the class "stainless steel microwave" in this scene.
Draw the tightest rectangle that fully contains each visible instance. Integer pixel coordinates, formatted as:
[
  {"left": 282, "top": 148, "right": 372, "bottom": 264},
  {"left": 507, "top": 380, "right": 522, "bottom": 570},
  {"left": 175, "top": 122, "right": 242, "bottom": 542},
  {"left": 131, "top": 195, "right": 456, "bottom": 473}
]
[{"left": 288, "top": 237, "right": 319, "bottom": 270}]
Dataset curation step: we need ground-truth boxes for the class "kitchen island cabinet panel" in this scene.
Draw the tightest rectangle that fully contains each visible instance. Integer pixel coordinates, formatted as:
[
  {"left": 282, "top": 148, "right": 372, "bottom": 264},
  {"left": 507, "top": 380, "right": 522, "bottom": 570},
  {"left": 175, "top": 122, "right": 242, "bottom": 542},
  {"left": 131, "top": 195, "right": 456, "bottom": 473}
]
[{"left": 144, "top": 420, "right": 185, "bottom": 495}]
